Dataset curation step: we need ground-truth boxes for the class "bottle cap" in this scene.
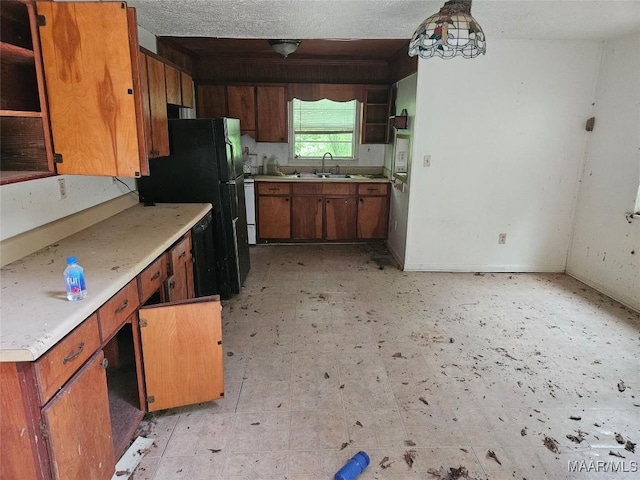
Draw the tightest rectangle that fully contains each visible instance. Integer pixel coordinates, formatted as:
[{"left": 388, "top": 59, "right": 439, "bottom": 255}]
[{"left": 66, "top": 256, "right": 77, "bottom": 264}]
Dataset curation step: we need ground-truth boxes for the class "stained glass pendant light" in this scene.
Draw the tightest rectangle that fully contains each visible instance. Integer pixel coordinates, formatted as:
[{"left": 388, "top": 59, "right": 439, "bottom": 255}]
[{"left": 408, "top": 0, "right": 486, "bottom": 59}]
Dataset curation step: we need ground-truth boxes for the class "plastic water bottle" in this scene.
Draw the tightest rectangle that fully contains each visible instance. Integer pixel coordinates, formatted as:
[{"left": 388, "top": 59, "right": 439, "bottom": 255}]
[
  {"left": 334, "top": 451, "right": 370, "bottom": 480},
  {"left": 63, "top": 256, "right": 87, "bottom": 301}
]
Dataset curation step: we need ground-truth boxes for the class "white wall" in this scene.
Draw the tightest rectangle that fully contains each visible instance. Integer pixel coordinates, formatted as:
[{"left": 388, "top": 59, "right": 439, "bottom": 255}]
[
  {"left": 567, "top": 33, "right": 640, "bottom": 311},
  {"left": 405, "top": 39, "right": 602, "bottom": 272},
  {"left": 386, "top": 73, "right": 417, "bottom": 267}
]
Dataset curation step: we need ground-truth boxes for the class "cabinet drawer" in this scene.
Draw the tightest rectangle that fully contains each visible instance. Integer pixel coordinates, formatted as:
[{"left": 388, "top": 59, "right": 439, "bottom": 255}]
[
  {"left": 257, "top": 182, "right": 291, "bottom": 195},
  {"left": 98, "top": 280, "right": 139, "bottom": 343},
  {"left": 358, "top": 183, "right": 389, "bottom": 195},
  {"left": 35, "top": 314, "right": 100, "bottom": 405},
  {"left": 292, "top": 183, "right": 322, "bottom": 195},
  {"left": 169, "top": 234, "right": 192, "bottom": 272},
  {"left": 322, "top": 183, "right": 356, "bottom": 195},
  {"left": 138, "top": 253, "right": 168, "bottom": 303}
]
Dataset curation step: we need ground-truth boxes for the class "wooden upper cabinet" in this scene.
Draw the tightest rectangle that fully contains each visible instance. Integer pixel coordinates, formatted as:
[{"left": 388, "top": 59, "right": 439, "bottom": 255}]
[
  {"left": 256, "top": 85, "right": 287, "bottom": 142},
  {"left": 37, "top": 1, "right": 146, "bottom": 177},
  {"left": 138, "top": 296, "right": 223, "bottom": 412},
  {"left": 42, "top": 352, "right": 115, "bottom": 480},
  {"left": 227, "top": 85, "right": 255, "bottom": 136},
  {"left": 196, "top": 84, "right": 227, "bottom": 118},
  {"left": 180, "top": 72, "right": 194, "bottom": 108},
  {"left": 164, "top": 64, "right": 181, "bottom": 105},
  {"left": 145, "top": 55, "right": 169, "bottom": 158}
]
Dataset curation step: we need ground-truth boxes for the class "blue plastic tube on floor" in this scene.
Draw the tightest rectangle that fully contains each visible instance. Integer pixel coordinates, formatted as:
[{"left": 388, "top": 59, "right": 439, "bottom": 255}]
[{"left": 334, "top": 451, "right": 370, "bottom": 480}]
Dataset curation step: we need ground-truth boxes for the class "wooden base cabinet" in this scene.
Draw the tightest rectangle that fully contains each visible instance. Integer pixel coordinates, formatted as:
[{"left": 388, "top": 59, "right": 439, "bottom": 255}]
[
  {"left": 257, "top": 181, "right": 389, "bottom": 242},
  {"left": 325, "top": 197, "right": 357, "bottom": 240},
  {"left": 0, "top": 231, "right": 224, "bottom": 479},
  {"left": 43, "top": 352, "right": 114, "bottom": 480},
  {"left": 292, "top": 196, "right": 323, "bottom": 239}
]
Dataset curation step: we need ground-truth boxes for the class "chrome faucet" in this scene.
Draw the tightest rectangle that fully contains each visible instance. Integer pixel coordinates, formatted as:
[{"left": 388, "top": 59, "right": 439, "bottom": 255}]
[{"left": 322, "top": 152, "right": 333, "bottom": 174}]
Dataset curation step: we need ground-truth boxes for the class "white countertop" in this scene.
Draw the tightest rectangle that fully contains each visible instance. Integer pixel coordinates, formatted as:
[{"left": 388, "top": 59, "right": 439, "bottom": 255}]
[
  {"left": 0, "top": 203, "right": 212, "bottom": 362},
  {"left": 253, "top": 175, "right": 390, "bottom": 183}
]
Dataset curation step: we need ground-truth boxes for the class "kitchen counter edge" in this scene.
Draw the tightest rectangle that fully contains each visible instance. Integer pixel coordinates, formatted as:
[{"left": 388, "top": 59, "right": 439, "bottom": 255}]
[{"left": 0, "top": 203, "right": 212, "bottom": 362}]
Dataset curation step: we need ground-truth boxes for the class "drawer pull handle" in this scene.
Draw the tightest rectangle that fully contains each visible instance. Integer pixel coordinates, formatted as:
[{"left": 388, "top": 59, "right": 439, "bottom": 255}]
[
  {"left": 150, "top": 271, "right": 161, "bottom": 281},
  {"left": 114, "top": 299, "right": 129, "bottom": 314},
  {"left": 268, "top": 187, "right": 279, "bottom": 191},
  {"left": 178, "top": 251, "right": 186, "bottom": 259},
  {"left": 367, "top": 188, "right": 377, "bottom": 192},
  {"left": 63, "top": 343, "right": 85, "bottom": 364}
]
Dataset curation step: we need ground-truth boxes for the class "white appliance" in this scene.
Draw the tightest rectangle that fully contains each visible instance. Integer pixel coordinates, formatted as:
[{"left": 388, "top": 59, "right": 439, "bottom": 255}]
[{"left": 244, "top": 177, "right": 256, "bottom": 244}]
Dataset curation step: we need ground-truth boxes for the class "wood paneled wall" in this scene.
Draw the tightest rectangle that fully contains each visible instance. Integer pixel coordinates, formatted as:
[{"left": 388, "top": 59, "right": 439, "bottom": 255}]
[{"left": 194, "top": 58, "right": 391, "bottom": 85}]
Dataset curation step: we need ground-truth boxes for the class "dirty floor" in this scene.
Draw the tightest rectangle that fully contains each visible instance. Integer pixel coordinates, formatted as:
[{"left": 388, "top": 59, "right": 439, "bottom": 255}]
[{"left": 133, "top": 244, "right": 639, "bottom": 479}]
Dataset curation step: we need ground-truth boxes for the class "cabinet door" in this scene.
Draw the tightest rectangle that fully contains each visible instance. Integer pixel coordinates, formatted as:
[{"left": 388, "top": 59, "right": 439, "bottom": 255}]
[
  {"left": 167, "top": 235, "right": 194, "bottom": 301},
  {"left": 138, "top": 296, "right": 223, "bottom": 412},
  {"left": 165, "top": 64, "right": 181, "bottom": 105},
  {"left": 227, "top": 86, "right": 256, "bottom": 136},
  {"left": 357, "top": 196, "right": 389, "bottom": 239},
  {"left": 325, "top": 197, "right": 357, "bottom": 240},
  {"left": 292, "top": 196, "right": 323, "bottom": 240},
  {"left": 42, "top": 352, "right": 114, "bottom": 480},
  {"left": 256, "top": 86, "right": 287, "bottom": 142},
  {"left": 37, "top": 2, "right": 145, "bottom": 176},
  {"left": 258, "top": 196, "right": 291, "bottom": 239},
  {"left": 146, "top": 56, "right": 169, "bottom": 157},
  {"left": 181, "top": 72, "right": 194, "bottom": 108},
  {"left": 196, "top": 85, "right": 226, "bottom": 118},
  {"left": 138, "top": 53, "right": 154, "bottom": 159}
]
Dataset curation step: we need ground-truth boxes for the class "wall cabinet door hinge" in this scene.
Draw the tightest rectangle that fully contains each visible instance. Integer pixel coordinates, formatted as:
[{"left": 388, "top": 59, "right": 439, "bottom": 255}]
[
  {"left": 146, "top": 395, "right": 155, "bottom": 404},
  {"left": 53, "top": 153, "right": 63, "bottom": 164},
  {"left": 36, "top": 14, "right": 46, "bottom": 26},
  {"left": 39, "top": 421, "right": 48, "bottom": 440},
  {"left": 139, "top": 318, "right": 147, "bottom": 327}
]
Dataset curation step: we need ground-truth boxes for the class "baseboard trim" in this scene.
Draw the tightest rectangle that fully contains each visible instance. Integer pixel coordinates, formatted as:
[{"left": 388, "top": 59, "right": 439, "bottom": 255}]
[
  {"left": 402, "top": 263, "right": 566, "bottom": 273},
  {"left": 566, "top": 268, "right": 640, "bottom": 313},
  {"left": 1, "top": 194, "right": 138, "bottom": 266}
]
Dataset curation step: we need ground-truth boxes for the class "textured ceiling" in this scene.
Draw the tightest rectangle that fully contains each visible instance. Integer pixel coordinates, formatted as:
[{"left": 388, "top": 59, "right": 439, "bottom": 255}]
[{"left": 127, "top": 0, "right": 640, "bottom": 41}]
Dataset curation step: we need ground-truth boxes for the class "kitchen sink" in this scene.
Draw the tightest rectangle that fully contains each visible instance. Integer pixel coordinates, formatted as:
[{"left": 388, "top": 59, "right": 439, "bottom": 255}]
[{"left": 316, "top": 173, "right": 350, "bottom": 178}]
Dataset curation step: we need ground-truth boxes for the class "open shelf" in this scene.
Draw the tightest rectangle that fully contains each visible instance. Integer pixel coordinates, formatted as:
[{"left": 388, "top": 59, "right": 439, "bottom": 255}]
[{"left": 0, "top": 0, "right": 54, "bottom": 182}]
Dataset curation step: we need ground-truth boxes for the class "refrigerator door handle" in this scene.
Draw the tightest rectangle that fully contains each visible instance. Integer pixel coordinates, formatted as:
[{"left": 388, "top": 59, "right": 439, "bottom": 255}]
[{"left": 223, "top": 180, "right": 237, "bottom": 185}]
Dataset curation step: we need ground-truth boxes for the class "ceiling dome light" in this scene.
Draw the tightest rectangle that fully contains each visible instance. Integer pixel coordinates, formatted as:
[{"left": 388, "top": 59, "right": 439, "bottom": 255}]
[
  {"left": 409, "top": 0, "right": 486, "bottom": 59},
  {"left": 268, "top": 39, "right": 301, "bottom": 58}
]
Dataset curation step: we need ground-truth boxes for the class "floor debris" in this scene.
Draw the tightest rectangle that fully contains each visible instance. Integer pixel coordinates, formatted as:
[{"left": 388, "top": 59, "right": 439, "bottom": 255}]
[
  {"left": 404, "top": 450, "right": 416, "bottom": 468},
  {"left": 110, "top": 436, "right": 154, "bottom": 480},
  {"left": 486, "top": 450, "right": 502, "bottom": 465},
  {"left": 426, "top": 466, "right": 478, "bottom": 479},
  {"left": 543, "top": 436, "right": 560, "bottom": 453},
  {"left": 617, "top": 380, "right": 626, "bottom": 392},
  {"left": 615, "top": 433, "right": 625, "bottom": 444},
  {"left": 609, "top": 450, "right": 625, "bottom": 458},
  {"left": 625, "top": 439, "right": 636, "bottom": 453}
]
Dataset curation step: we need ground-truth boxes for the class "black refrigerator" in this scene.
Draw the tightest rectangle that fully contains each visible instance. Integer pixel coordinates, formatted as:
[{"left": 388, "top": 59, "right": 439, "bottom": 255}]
[{"left": 137, "top": 118, "right": 250, "bottom": 298}]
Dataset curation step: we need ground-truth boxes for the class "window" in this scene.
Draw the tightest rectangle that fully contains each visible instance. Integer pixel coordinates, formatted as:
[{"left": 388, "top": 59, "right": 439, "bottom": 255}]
[{"left": 290, "top": 99, "right": 359, "bottom": 160}]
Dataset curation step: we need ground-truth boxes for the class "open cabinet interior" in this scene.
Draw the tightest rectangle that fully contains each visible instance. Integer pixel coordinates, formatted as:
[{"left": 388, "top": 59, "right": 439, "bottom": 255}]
[
  {"left": 104, "top": 321, "right": 145, "bottom": 459},
  {"left": 0, "top": 0, "right": 54, "bottom": 184}
]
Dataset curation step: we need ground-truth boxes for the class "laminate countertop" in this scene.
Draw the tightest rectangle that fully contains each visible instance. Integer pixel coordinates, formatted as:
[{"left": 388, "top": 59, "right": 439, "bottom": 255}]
[
  {"left": 0, "top": 203, "right": 212, "bottom": 362},
  {"left": 253, "top": 175, "right": 391, "bottom": 183}
]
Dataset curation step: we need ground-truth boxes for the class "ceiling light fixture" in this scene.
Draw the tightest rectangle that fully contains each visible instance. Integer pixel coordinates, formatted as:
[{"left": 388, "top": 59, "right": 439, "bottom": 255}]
[
  {"left": 268, "top": 39, "right": 301, "bottom": 58},
  {"left": 408, "top": 0, "right": 486, "bottom": 59}
]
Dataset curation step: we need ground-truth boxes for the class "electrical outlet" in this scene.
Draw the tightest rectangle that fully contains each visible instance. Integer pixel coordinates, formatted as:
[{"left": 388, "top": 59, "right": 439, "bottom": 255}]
[
  {"left": 58, "top": 178, "right": 67, "bottom": 199},
  {"left": 423, "top": 155, "right": 431, "bottom": 167},
  {"left": 498, "top": 233, "right": 507, "bottom": 244}
]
